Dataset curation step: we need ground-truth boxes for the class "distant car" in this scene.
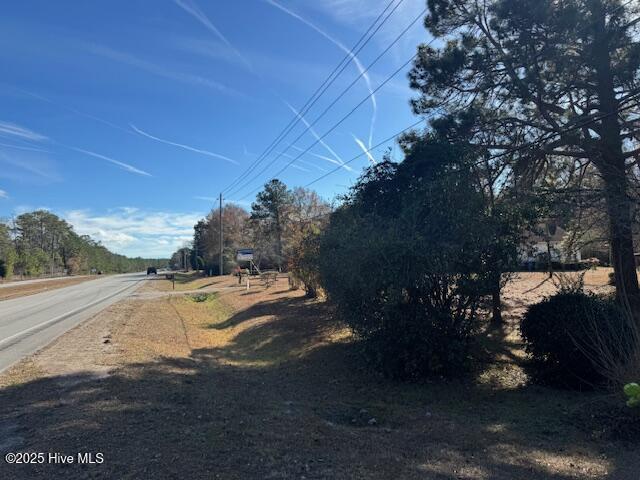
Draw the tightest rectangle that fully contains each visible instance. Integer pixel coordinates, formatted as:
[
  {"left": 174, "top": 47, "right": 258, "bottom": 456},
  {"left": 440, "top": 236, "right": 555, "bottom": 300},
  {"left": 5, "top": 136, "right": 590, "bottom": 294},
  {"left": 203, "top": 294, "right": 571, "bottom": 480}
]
[{"left": 147, "top": 267, "right": 157, "bottom": 275}]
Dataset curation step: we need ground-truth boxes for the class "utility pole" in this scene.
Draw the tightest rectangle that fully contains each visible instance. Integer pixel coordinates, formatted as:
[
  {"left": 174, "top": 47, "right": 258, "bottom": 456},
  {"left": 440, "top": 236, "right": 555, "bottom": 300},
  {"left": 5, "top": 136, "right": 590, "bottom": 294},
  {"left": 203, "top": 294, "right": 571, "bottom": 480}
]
[{"left": 219, "top": 193, "right": 224, "bottom": 276}]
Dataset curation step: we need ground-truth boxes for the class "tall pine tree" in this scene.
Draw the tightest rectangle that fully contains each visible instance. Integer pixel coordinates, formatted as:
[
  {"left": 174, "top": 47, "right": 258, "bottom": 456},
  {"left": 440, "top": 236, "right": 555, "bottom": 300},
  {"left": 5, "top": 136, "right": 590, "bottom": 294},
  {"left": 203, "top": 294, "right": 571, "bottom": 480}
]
[{"left": 410, "top": 0, "right": 640, "bottom": 318}]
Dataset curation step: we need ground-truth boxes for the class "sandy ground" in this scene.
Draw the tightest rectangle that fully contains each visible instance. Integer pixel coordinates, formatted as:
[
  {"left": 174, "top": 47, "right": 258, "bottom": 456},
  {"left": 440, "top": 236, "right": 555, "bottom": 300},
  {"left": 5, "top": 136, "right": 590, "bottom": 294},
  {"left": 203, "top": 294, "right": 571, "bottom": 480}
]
[
  {"left": 0, "top": 276, "right": 98, "bottom": 302},
  {"left": 0, "top": 268, "right": 638, "bottom": 479}
]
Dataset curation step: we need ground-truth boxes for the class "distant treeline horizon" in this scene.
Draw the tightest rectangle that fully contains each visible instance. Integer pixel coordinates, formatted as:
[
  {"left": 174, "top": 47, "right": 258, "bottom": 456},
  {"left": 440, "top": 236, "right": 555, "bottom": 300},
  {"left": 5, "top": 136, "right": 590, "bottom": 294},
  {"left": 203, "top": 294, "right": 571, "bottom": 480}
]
[{"left": 0, "top": 210, "right": 167, "bottom": 279}]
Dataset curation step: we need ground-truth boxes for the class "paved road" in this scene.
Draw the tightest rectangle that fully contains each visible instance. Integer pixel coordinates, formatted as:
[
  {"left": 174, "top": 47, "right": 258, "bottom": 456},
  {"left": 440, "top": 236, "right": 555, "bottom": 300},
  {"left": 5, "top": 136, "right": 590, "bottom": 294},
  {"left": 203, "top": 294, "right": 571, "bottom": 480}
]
[{"left": 0, "top": 272, "right": 147, "bottom": 373}]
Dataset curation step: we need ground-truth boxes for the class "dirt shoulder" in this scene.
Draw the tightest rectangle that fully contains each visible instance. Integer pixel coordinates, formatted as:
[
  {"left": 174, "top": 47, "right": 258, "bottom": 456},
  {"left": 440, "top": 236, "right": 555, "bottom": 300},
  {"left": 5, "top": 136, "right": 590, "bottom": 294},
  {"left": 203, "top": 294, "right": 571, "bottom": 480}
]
[
  {"left": 0, "top": 270, "right": 638, "bottom": 479},
  {"left": 0, "top": 276, "right": 98, "bottom": 302}
]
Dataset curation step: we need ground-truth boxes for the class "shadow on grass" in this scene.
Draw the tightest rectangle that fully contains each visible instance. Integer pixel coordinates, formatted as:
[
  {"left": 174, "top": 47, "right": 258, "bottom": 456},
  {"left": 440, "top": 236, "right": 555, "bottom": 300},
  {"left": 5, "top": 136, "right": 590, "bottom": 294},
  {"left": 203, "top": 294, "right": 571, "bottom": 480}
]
[{"left": 1, "top": 294, "right": 637, "bottom": 479}]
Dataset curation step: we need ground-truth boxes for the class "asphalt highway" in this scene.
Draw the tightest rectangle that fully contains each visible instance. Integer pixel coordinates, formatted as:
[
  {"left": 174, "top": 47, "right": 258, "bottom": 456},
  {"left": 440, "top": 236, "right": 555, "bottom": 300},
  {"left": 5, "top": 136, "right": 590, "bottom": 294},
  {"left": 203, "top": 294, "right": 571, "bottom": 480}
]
[{"left": 0, "top": 272, "right": 146, "bottom": 373}]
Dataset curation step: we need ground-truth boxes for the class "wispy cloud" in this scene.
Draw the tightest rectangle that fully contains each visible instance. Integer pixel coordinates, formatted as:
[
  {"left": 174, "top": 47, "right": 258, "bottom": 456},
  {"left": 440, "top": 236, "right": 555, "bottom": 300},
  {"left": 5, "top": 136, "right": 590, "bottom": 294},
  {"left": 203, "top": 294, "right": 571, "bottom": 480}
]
[
  {"left": 193, "top": 196, "right": 219, "bottom": 202},
  {"left": 174, "top": 0, "right": 253, "bottom": 71},
  {"left": 284, "top": 102, "right": 352, "bottom": 172},
  {"left": 65, "top": 207, "right": 203, "bottom": 257},
  {"left": 193, "top": 196, "right": 252, "bottom": 209},
  {"left": 0, "top": 150, "right": 62, "bottom": 183},
  {"left": 0, "top": 121, "right": 48, "bottom": 142},
  {"left": 86, "top": 43, "right": 240, "bottom": 96},
  {"left": 352, "top": 134, "right": 376, "bottom": 164},
  {"left": 171, "top": 36, "right": 245, "bottom": 67},
  {"left": 308, "top": 0, "right": 426, "bottom": 63},
  {"left": 0, "top": 189, "right": 7, "bottom": 199},
  {"left": 266, "top": 0, "right": 377, "bottom": 146},
  {"left": 71, "top": 147, "right": 152, "bottom": 177},
  {"left": 0, "top": 141, "right": 49, "bottom": 153},
  {"left": 16, "top": 88, "right": 134, "bottom": 137},
  {"left": 130, "top": 124, "right": 238, "bottom": 165}
]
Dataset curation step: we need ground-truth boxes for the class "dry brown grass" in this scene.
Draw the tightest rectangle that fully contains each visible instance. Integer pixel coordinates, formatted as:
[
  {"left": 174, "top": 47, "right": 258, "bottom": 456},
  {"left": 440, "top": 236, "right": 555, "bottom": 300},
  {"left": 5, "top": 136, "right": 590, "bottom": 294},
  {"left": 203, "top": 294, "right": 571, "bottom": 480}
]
[
  {"left": 1, "top": 269, "right": 639, "bottom": 479},
  {"left": 143, "top": 271, "right": 230, "bottom": 293}
]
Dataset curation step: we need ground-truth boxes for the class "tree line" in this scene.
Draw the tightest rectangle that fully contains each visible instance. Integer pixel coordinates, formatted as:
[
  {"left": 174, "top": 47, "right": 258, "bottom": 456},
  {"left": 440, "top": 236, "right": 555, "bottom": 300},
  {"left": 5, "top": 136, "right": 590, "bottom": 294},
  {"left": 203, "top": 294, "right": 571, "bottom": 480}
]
[
  {"left": 174, "top": 181, "right": 330, "bottom": 278},
  {"left": 0, "top": 210, "right": 166, "bottom": 279}
]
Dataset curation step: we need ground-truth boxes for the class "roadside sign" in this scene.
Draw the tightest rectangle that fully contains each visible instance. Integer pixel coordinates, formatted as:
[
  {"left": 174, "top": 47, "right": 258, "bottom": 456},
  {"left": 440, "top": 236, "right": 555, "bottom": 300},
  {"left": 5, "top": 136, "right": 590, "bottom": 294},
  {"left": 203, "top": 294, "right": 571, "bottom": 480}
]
[{"left": 236, "top": 248, "right": 254, "bottom": 261}]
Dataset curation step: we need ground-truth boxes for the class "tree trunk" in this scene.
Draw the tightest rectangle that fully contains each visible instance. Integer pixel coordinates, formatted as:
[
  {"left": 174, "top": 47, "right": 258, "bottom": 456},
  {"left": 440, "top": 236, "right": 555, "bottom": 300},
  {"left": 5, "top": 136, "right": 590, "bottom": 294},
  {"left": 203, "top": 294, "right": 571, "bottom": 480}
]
[
  {"left": 546, "top": 240, "right": 554, "bottom": 279},
  {"left": 590, "top": 0, "right": 640, "bottom": 322},
  {"left": 603, "top": 173, "right": 640, "bottom": 319},
  {"left": 491, "top": 286, "right": 502, "bottom": 329},
  {"left": 487, "top": 268, "right": 503, "bottom": 329}
]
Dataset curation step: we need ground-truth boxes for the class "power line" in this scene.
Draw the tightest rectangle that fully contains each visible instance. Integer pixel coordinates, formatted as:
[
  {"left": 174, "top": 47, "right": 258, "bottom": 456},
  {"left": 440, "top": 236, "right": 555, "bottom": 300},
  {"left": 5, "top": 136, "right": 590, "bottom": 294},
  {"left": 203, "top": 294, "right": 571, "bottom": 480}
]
[
  {"left": 228, "top": 18, "right": 428, "bottom": 198},
  {"left": 283, "top": 93, "right": 640, "bottom": 196},
  {"left": 235, "top": 0, "right": 635, "bottom": 198},
  {"left": 315, "top": 7, "right": 640, "bottom": 176},
  {"left": 233, "top": 118, "right": 428, "bottom": 202},
  {"left": 303, "top": 118, "right": 427, "bottom": 188},
  {"left": 221, "top": 0, "right": 405, "bottom": 194},
  {"left": 233, "top": 2, "right": 640, "bottom": 202}
]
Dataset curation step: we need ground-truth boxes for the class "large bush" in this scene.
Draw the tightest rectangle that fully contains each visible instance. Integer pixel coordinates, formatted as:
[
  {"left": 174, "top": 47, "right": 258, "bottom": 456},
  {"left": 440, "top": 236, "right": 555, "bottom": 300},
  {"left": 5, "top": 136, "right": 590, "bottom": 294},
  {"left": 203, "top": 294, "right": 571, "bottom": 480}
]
[
  {"left": 520, "top": 290, "right": 633, "bottom": 388},
  {"left": 289, "top": 230, "right": 322, "bottom": 298},
  {"left": 318, "top": 139, "right": 526, "bottom": 380}
]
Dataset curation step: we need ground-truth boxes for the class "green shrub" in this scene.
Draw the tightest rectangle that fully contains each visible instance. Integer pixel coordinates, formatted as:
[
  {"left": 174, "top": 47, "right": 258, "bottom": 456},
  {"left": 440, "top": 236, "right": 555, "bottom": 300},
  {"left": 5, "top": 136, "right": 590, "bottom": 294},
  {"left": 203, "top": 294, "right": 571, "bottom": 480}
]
[
  {"left": 317, "top": 138, "right": 528, "bottom": 380},
  {"left": 624, "top": 383, "right": 640, "bottom": 407},
  {"left": 520, "top": 291, "right": 631, "bottom": 388},
  {"left": 190, "top": 293, "right": 216, "bottom": 303},
  {"left": 361, "top": 283, "right": 479, "bottom": 379}
]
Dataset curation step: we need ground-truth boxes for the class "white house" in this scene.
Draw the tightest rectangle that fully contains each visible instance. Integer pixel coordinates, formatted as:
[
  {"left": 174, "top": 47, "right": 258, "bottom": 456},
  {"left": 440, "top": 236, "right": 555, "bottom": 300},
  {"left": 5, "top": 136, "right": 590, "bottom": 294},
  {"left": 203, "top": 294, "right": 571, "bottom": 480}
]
[{"left": 520, "top": 223, "right": 582, "bottom": 266}]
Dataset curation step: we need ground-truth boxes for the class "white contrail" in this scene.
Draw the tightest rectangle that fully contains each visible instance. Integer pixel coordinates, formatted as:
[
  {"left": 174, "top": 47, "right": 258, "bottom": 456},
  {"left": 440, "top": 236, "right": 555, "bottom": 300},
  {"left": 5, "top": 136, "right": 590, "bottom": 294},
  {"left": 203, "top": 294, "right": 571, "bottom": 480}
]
[
  {"left": 0, "top": 121, "right": 48, "bottom": 142},
  {"left": 266, "top": 0, "right": 377, "bottom": 147},
  {"left": 289, "top": 163, "right": 310, "bottom": 172},
  {"left": 294, "top": 156, "right": 328, "bottom": 173},
  {"left": 352, "top": 134, "right": 376, "bottom": 164},
  {"left": 284, "top": 102, "right": 353, "bottom": 172},
  {"left": 291, "top": 145, "right": 346, "bottom": 171},
  {"left": 0, "top": 189, "right": 7, "bottom": 199},
  {"left": 130, "top": 124, "right": 238, "bottom": 165},
  {"left": 0, "top": 141, "right": 49, "bottom": 153},
  {"left": 17, "top": 88, "right": 134, "bottom": 137},
  {"left": 274, "top": 150, "right": 311, "bottom": 172},
  {"left": 88, "top": 44, "right": 239, "bottom": 96},
  {"left": 72, "top": 147, "right": 152, "bottom": 177},
  {"left": 174, "top": 0, "right": 253, "bottom": 71}
]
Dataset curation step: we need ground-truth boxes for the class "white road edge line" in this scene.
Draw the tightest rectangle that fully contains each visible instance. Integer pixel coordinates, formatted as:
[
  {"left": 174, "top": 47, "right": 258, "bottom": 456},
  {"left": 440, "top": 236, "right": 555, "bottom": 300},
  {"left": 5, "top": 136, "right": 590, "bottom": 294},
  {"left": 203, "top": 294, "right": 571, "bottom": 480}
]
[{"left": 0, "top": 279, "right": 142, "bottom": 350}]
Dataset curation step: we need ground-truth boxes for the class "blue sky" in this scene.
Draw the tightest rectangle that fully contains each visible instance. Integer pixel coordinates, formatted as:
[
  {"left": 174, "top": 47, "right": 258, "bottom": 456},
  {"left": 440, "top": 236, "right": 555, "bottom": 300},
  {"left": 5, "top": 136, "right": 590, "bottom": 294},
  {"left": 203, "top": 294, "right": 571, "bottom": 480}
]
[{"left": 0, "top": 0, "right": 429, "bottom": 257}]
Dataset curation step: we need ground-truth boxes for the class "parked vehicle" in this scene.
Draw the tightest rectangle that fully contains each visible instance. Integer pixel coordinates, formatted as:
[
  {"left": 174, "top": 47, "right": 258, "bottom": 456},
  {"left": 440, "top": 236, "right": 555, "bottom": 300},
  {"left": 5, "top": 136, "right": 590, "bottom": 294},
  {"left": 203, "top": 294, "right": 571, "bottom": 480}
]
[{"left": 147, "top": 267, "right": 157, "bottom": 275}]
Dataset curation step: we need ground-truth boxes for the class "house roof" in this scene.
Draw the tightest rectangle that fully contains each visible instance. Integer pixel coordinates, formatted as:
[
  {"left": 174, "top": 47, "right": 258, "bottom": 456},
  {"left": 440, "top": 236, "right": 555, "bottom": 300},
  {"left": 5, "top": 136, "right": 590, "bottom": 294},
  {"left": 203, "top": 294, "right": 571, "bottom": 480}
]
[{"left": 523, "top": 222, "right": 568, "bottom": 243}]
